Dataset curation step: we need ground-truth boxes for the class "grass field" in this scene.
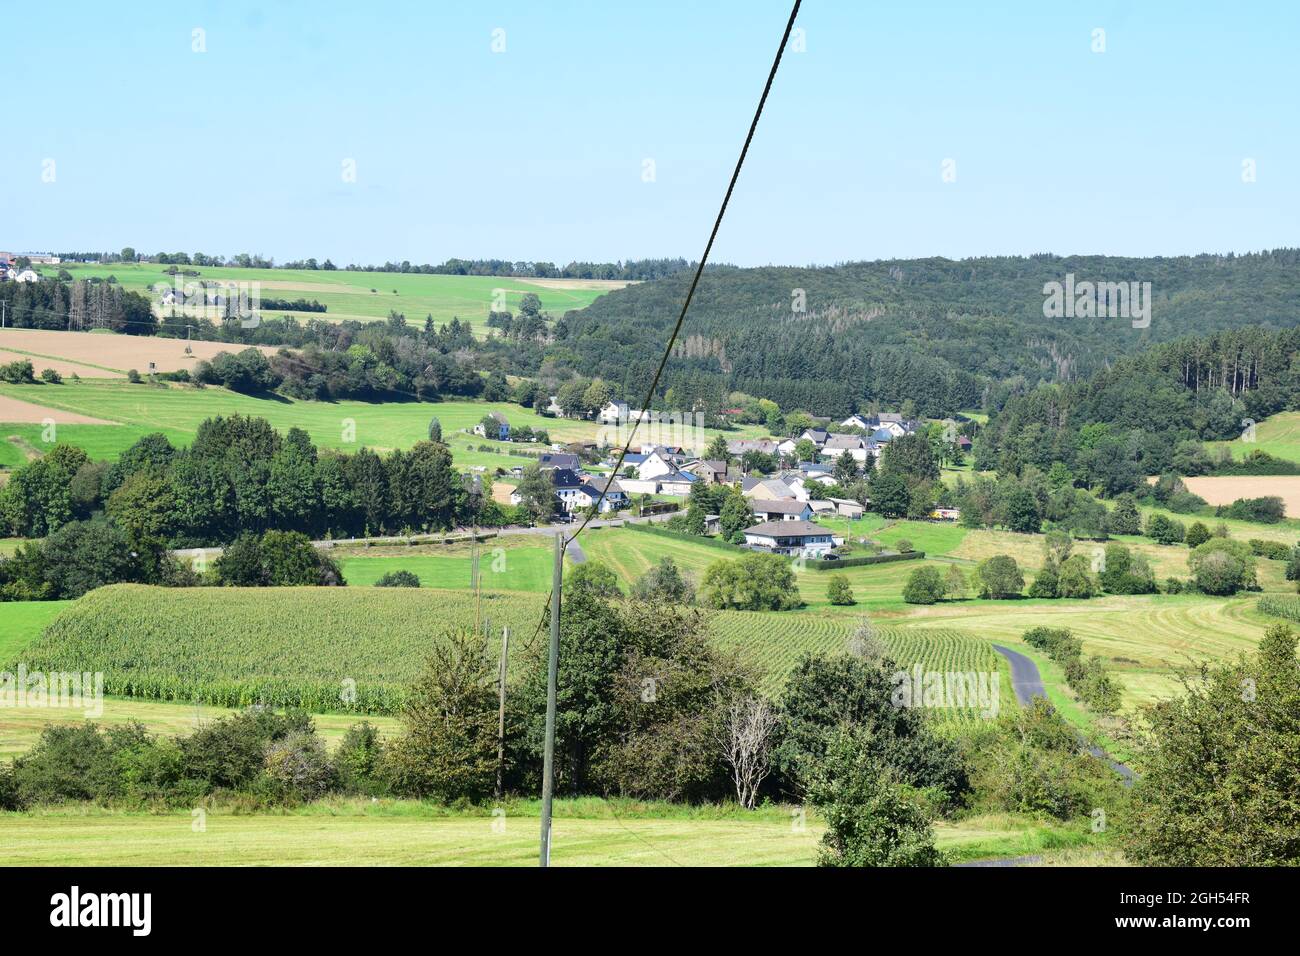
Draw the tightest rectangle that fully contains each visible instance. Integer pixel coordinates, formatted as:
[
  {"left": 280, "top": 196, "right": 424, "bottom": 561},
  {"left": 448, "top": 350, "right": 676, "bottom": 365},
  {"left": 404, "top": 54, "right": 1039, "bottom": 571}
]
[
  {"left": 0, "top": 378, "right": 766, "bottom": 464},
  {"left": 1210, "top": 410, "right": 1300, "bottom": 464},
  {"left": 339, "top": 543, "right": 554, "bottom": 592},
  {"left": 0, "top": 600, "right": 73, "bottom": 662},
  {"left": 0, "top": 800, "right": 1098, "bottom": 867},
  {"left": 41, "top": 263, "right": 627, "bottom": 330}
]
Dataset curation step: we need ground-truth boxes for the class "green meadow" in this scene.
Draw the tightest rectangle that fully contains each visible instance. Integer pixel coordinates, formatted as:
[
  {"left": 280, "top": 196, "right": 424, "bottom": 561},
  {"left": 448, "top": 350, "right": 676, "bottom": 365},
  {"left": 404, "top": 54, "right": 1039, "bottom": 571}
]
[
  {"left": 1210, "top": 410, "right": 1300, "bottom": 464},
  {"left": 44, "top": 263, "right": 622, "bottom": 329}
]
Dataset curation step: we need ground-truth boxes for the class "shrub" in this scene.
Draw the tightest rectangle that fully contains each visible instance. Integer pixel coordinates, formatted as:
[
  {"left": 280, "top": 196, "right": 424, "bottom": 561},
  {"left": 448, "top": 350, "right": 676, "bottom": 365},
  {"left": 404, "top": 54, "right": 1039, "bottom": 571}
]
[
  {"left": 894, "top": 538, "right": 913, "bottom": 553},
  {"left": 1217, "top": 496, "right": 1285, "bottom": 524},
  {"left": 1097, "top": 542, "right": 1156, "bottom": 595},
  {"left": 1055, "top": 554, "right": 1099, "bottom": 599},
  {"left": 1106, "top": 494, "right": 1142, "bottom": 535},
  {"left": 1188, "top": 538, "right": 1257, "bottom": 595},
  {"left": 178, "top": 708, "right": 313, "bottom": 792},
  {"left": 631, "top": 557, "right": 695, "bottom": 604},
  {"left": 1184, "top": 522, "right": 1212, "bottom": 549},
  {"left": 375, "top": 570, "right": 421, "bottom": 588},
  {"left": 334, "top": 722, "right": 386, "bottom": 794},
  {"left": 827, "top": 574, "right": 855, "bottom": 605},
  {"left": 39, "top": 367, "right": 62, "bottom": 384},
  {"left": 902, "top": 566, "right": 945, "bottom": 604},
  {"left": 262, "top": 730, "right": 336, "bottom": 802},
  {"left": 215, "top": 531, "right": 345, "bottom": 587},
  {"left": 127, "top": 368, "right": 142, "bottom": 383},
  {"left": 1248, "top": 539, "right": 1291, "bottom": 561}
]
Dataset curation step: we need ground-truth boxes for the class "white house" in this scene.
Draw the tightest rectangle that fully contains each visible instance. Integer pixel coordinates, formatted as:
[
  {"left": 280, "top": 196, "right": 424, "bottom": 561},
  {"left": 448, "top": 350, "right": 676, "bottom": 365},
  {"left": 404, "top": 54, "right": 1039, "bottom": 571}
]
[
  {"left": 750, "top": 499, "right": 814, "bottom": 523},
  {"left": 13, "top": 269, "right": 39, "bottom": 284},
  {"left": 635, "top": 450, "right": 678, "bottom": 481},
  {"left": 472, "top": 412, "right": 511, "bottom": 441},
  {"left": 576, "top": 476, "right": 630, "bottom": 514},
  {"left": 742, "top": 520, "right": 837, "bottom": 559},
  {"left": 841, "top": 414, "right": 873, "bottom": 431},
  {"left": 820, "top": 434, "right": 869, "bottom": 463}
]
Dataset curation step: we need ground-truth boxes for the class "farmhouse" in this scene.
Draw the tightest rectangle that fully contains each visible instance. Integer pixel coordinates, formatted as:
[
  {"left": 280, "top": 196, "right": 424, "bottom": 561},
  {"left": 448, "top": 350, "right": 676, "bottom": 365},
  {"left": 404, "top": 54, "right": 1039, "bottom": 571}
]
[
  {"left": 820, "top": 434, "right": 870, "bottom": 463},
  {"left": 681, "top": 459, "right": 728, "bottom": 483},
  {"left": 12, "top": 269, "right": 39, "bottom": 284},
  {"left": 576, "top": 475, "right": 629, "bottom": 514},
  {"left": 473, "top": 412, "right": 511, "bottom": 441},
  {"left": 742, "top": 520, "right": 837, "bottom": 559}
]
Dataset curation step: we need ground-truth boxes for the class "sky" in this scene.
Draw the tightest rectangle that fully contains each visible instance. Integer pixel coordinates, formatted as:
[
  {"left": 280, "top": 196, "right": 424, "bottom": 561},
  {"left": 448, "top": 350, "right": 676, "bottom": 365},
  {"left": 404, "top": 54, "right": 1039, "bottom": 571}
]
[{"left": 3, "top": 0, "right": 1296, "bottom": 267}]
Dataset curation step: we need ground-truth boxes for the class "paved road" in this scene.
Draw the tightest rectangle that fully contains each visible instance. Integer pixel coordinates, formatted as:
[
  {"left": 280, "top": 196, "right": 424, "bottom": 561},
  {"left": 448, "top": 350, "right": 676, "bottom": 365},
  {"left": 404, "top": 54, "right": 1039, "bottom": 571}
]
[{"left": 993, "top": 644, "right": 1136, "bottom": 787}]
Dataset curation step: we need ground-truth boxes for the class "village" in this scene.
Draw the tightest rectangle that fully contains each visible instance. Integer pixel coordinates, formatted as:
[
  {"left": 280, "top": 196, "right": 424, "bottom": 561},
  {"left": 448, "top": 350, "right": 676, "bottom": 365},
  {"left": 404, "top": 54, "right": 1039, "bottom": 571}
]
[{"left": 485, "top": 401, "right": 969, "bottom": 559}]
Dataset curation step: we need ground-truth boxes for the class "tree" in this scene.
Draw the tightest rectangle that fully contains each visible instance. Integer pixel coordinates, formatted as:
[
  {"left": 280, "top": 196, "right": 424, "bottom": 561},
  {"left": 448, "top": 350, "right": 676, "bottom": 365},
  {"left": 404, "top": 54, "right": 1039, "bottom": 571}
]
[
  {"left": 717, "top": 696, "right": 778, "bottom": 810},
  {"left": 717, "top": 490, "right": 754, "bottom": 544},
  {"left": 384, "top": 629, "right": 499, "bottom": 802},
  {"left": 975, "top": 555, "right": 1024, "bottom": 599},
  {"left": 808, "top": 732, "right": 947, "bottom": 868},
  {"left": 701, "top": 553, "right": 801, "bottom": 610},
  {"left": 794, "top": 438, "right": 819, "bottom": 463},
  {"left": 943, "top": 564, "right": 967, "bottom": 600},
  {"left": 1055, "top": 554, "right": 1099, "bottom": 599},
  {"left": 705, "top": 435, "right": 730, "bottom": 462},
  {"left": 375, "top": 570, "right": 420, "bottom": 587},
  {"left": 1001, "top": 487, "right": 1041, "bottom": 534},
  {"left": 827, "top": 574, "right": 855, "bottom": 606},
  {"left": 833, "top": 452, "right": 859, "bottom": 483},
  {"left": 1126, "top": 623, "right": 1300, "bottom": 865},
  {"left": 902, "top": 566, "right": 945, "bottom": 604},
  {"left": 427, "top": 417, "right": 443, "bottom": 443},
  {"left": 514, "top": 463, "right": 554, "bottom": 524},
  {"left": 1184, "top": 521, "right": 1211, "bottom": 549},
  {"left": 566, "top": 561, "right": 623, "bottom": 599},
  {"left": 1098, "top": 542, "right": 1156, "bottom": 594},
  {"left": 868, "top": 473, "right": 910, "bottom": 518},
  {"left": 880, "top": 433, "right": 939, "bottom": 483},
  {"left": 1145, "top": 513, "right": 1186, "bottom": 545}
]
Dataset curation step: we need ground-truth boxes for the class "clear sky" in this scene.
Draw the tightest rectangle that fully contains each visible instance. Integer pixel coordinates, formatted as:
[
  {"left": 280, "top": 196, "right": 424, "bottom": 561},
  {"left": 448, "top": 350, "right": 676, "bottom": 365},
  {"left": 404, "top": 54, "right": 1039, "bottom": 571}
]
[{"left": 3, "top": 1, "right": 1296, "bottom": 266}]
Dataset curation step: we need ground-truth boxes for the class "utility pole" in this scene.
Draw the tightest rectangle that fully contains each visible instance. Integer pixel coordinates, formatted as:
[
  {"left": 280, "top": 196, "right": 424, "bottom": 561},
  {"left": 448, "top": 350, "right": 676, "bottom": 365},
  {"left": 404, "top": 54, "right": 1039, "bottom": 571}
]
[
  {"left": 495, "top": 625, "right": 510, "bottom": 801},
  {"left": 539, "top": 532, "right": 563, "bottom": 867}
]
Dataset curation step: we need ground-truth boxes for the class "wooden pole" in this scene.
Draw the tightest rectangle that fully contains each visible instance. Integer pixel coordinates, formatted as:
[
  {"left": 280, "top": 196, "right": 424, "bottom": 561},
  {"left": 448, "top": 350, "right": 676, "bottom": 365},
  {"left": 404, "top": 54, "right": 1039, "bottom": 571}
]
[{"left": 539, "top": 533, "right": 563, "bottom": 866}]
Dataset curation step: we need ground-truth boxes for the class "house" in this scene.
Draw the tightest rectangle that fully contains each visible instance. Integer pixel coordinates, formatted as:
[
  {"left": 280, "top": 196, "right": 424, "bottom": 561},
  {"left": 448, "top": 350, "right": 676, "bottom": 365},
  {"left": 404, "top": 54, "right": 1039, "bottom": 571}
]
[
  {"left": 743, "top": 520, "right": 837, "bottom": 559},
  {"left": 820, "top": 434, "right": 869, "bottom": 463},
  {"left": 473, "top": 412, "right": 511, "bottom": 441},
  {"left": 956, "top": 435, "right": 973, "bottom": 452},
  {"left": 538, "top": 452, "right": 580, "bottom": 471},
  {"left": 681, "top": 459, "right": 728, "bottom": 484},
  {"left": 726, "top": 439, "right": 780, "bottom": 458},
  {"left": 841, "top": 414, "right": 873, "bottom": 431},
  {"left": 12, "top": 269, "right": 39, "bottom": 284},
  {"left": 598, "top": 401, "right": 630, "bottom": 424},
  {"left": 807, "top": 499, "right": 837, "bottom": 515},
  {"left": 657, "top": 471, "right": 698, "bottom": 496},
  {"left": 509, "top": 467, "right": 586, "bottom": 510},
  {"left": 578, "top": 475, "right": 630, "bottom": 514},
  {"left": 634, "top": 450, "right": 678, "bottom": 481},
  {"left": 741, "top": 477, "right": 798, "bottom": 501},
  {"left": 932, "top": 506, "right": 962, "bottom": 521},
  {"left": 776, "top": 437, "right": 799, "bottom": 459},
  {"left": 799, "top": 461, "right": 834, "bottom": 479},
  {"left": 545, "top": 395, "right": 565, "bottom": 417},
  {"left": 799, "top": 428, "right": 830, "bottom": 447},
  {"left": 750, "top": 499, "right": 814, "bottom": 523},
  {"left": 828, "top": 497, "right": 865, "bottom": 519}
]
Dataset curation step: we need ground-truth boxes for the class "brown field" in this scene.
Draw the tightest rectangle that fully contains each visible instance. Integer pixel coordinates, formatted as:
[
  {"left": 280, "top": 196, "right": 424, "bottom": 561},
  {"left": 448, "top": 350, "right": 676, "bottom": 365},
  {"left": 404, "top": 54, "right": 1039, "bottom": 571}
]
[
  {"left": 0, "top": 395, "right": 114, "bottom": 424},
  {"left": 0, "top": 329, "right": 278, "bottom": 375},
  {"left": 950, "top": 528, "right": 1191, "bottom": 579},
  {"left": 1181, "top": 476, "right": 1300, "bottom": 515},
  {"left": 0, "top": 349, "right": 122, "bottom": 379}
]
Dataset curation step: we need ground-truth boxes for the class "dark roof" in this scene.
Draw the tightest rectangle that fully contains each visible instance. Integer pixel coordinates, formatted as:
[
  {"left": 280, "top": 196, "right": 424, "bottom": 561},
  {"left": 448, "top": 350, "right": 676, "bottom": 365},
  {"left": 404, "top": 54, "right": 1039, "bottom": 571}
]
[
  {"left": 549, "top": 468, "right": 584, "bottom": 488},
  {"left": 743, "top": 520, "right": 833, "bottom": 538},
  {"left": 538, "top": 452, "right": 580, "bottom": 469},
  {"left": 753, "top": 499, "right": 810, "bottom": 514}
]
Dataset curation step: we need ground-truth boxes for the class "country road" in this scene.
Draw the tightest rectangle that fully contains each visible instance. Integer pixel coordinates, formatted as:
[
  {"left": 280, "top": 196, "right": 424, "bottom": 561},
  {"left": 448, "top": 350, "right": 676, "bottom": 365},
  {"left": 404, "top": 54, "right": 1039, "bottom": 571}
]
[{"left": 993, "top": 644, "right": 1136, "bottom": 786}]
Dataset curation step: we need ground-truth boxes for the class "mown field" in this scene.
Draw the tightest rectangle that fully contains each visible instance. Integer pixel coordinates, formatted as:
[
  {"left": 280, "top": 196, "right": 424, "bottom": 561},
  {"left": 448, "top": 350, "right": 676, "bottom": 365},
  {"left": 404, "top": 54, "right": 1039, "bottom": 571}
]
[
  {"left": 43, "top": 263, "right": 625, "bottom": 329},
  {"left": 0, "top": 378, "right": 764, "bottom": 466},
  {"left": 1209, "top": 410, "right": 1300, "bottom": 464},
  {"left": 0, "top": 801, "right": 1098, "bottom": 867}
]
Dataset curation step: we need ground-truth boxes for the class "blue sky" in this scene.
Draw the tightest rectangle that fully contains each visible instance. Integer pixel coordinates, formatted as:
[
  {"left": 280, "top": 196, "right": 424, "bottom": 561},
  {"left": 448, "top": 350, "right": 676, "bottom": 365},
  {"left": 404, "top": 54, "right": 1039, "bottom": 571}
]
[{"left": 3, "top": 1, "right": 1296, "bottom": 266}]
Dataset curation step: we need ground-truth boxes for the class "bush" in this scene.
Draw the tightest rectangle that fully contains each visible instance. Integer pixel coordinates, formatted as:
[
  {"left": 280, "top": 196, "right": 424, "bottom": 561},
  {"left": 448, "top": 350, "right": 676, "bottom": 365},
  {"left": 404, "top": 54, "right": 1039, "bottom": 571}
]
[
  {"left": 1188, "top": 538, "right": 1257, "bottom": 595},
  {"left": 827, "top": 574, "right": 855, "bottom": 605},
  {"left": 1217, "top": 496, "right": 1285, "bottom": 524},
  {"left": 334, "top": 722, "right": 386, "bottom": 794},
  {"left": 901, "top": 566, "right": 945, "bottom": 604},
  {"left": 1105, "top": 494, "right": 1142, "bottom": 535},
  {"left": 178, "top": 708, "right": 312, "bottom": 792},
  {"left": 1248, "top": 539, "right": 1292, "bottom": 561},
  {"left": 262, "top": 730, "right": 336, "bottom": 802},
  {"left": 375, "top": 570, "right": 421, "bottom": 588},
  {"left": 1055, "top": 554, "right": 1099, "bottom": 599},
  {"left": 894, "top": 538, "right": 913, "bottom": 553},
  {"left": 631, "top": 557, "right": 695, "bottom": 604},
  {"left": 39, "top": 367, "right": 62, "bottom": 384},
  {"left": 215, "top": 531, "right": 345, "bottom": 587},
  {"left": 1097, "top": 542, "right": 1156, "bottom": 595},
  {"left": 127, "top": 368, "right": 142, "bottom": 383}
]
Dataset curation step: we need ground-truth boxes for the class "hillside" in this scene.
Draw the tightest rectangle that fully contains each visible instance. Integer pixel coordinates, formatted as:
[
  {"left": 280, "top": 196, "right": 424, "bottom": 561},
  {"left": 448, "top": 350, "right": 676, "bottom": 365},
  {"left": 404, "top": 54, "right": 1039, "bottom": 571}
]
[{"left": 553, "top": 251, "right": 1300, "bottom": 417}]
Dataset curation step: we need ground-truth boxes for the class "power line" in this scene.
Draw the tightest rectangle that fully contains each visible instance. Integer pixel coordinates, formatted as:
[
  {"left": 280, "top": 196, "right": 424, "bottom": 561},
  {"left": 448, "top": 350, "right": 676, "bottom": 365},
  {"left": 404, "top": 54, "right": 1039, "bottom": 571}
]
[{"left": 537, "top": 0, "right": 803, "bottom": 868}]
